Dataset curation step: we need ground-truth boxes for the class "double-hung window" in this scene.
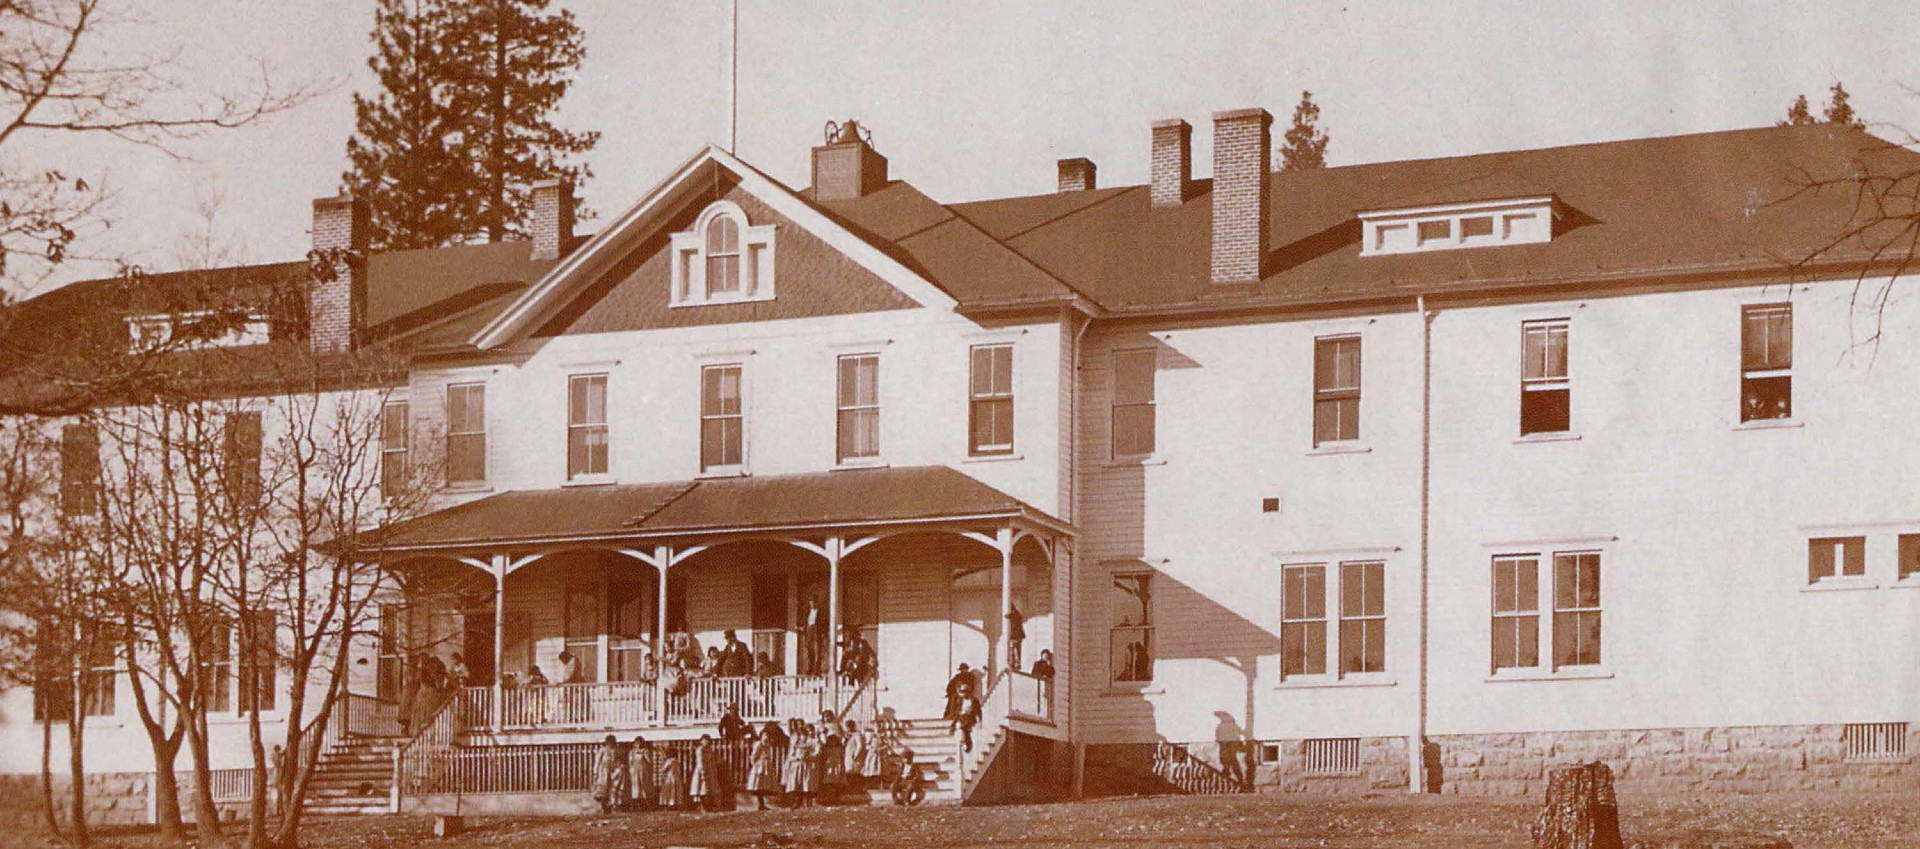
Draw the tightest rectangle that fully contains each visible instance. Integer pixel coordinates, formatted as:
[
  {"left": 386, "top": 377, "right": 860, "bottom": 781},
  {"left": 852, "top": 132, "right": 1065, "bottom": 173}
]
[
  {"left": 445, "top": 383, "right": 486, "bottom": 485},
  {"left": 1313, "top": 336, "right": 1361, "bottom": 446},
  {"left": 1109, "top": 573, "right": 1154, "bottom": 684},
  {"left": 1111, "top": 348, "right": 1156, "bottom": 458},
  {"left": 567, "top": 374, "right": 609, "bottom": 479},
  {"left": 238, "top": 610, "right": 275, "bottom": 713},
  {"left": 701, "top": 364, "right": 744, "bottom": 472},
  {"left": 705, "top": 216, "right": 741, "bottom": 297},
  {"left": 1741, "top": 304, "right": 1792, "bottom": 421},
  {"left": 1282, "top": 560, "right": 1387, "bottom": 678},
  {"left": 836, "top": 354, "right": 880, "bottom": 463},
  {"left": 1520, "top": 319, "right": 1570, "bottom": 435},
  {"left": 381, "top": 401, "right": 409, "bottom": 497},
  {"left": 204, "top": 620, "right": 234, "bottom": 714},
  {"left": 59, "top": 422, "right": 100, "bottom": 516},
  {"left": 968, "top": 344, "right": 1015, "bottom": 456},
  {"left": 222, "top": 411, "right": 263, "bottom": 502},
  {"left": 81, "top": 642, "right": 115, "bottom": 718},
  {"left": 1491, "top": 550, "right": 1602, "bottom": 672}
]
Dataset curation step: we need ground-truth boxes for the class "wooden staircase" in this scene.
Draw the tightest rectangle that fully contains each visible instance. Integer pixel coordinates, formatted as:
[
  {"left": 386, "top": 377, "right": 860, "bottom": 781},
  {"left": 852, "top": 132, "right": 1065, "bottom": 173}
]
[{"left": 302, "top": 736, "right": 402, "bottom": 815}]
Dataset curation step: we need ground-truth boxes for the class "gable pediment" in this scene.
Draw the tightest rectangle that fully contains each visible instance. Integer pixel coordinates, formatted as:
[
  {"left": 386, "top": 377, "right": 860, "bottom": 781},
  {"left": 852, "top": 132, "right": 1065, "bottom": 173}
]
[{"left": 473, "top": 147, "right": 954, "bottom": 348}]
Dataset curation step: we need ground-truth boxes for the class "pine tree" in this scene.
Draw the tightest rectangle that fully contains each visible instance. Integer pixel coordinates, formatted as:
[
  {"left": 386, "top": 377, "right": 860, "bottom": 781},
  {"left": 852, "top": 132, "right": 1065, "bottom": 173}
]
[
  {"left": 447, "top": 0, "right": 599, "bottom": 243},
  {"left": 1278, "top": 90, "right": 1331, "bottom": 172},
  {"left": 342, "top": 0, "right": 597, "bottom": 250},
  {"left": 1779, "top": 93, "right": 1815, "bottom": 126},
  {"left": 343, "top": 0, "right": 479, "bottom": 251},
  {"left": 1822, "top": 82, "right": 1865, "bottom": 130}
]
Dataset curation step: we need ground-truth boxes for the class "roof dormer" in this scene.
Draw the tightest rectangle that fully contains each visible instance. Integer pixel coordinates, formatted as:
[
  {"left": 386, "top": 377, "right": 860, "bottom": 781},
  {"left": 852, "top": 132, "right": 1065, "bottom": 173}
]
[
  {"left": 669, "top": 200, "right": 777, "bottom": 307},
  {"left": 1358, "top": 196, "right": 1557, "bottom": 257}
]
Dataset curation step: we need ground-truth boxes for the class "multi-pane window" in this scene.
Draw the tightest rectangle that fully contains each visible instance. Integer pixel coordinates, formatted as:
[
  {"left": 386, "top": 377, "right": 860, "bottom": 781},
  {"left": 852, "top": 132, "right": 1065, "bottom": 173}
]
[
  {"left": 81, "top": 642, "right": 115, "bottom": 718},
  {"left": 1491, "top": 555, "right": 1541, "bottom": 671},
  {"left": 701, "top": 365, "right": 744, "bottom": 471},
  {"left": 204, "top": 620, "right": 233, "bottom": 713},
  {"left": 1900, "top": 534, "right": 1920, "bottom": 581},
  {"left": 1339, "top": 561, "right": 1386, "bottom": 674},
  {"left": 380, "top": 401, "right": 409, "bottom": 497},
  {"left": 1111, "top": 348, "right": 1156, "bottom": 458},
  {"left": 1808, "top": 536, "right": 1866, "bottom": 583},
  {"left": 705, "top": 215, "right": 741, "bottom": 297},
  {"left": 567, "top": 374, "right": 609, "bottom": 479},
  {"left": 563, "top": 583, "right": 600, "bottom": 682},
  {"left": 445, "top": 383, "right": 486, "bottom": 485},
  {"left": 1491, "top": 551, "right": 1603, "bottom": 672},
  {"left": 1313, "top": 336, "right": 1361, "bottom": 446},
  {"left": 1741, "top": 304, "right": 1792, "bottom": 421},
  {"left": 376, "top": 603, "right": 404, "bottom": 701},
  {"left": 968, "top": 344, "right": 1015, "bottom": 456},
  {"left": 1109, "top": 574, "right": 1154, "bottom": 683},
  {"left": 59, "top": 422, "right": 99, "bottom": 516},
  {"left": 1520, "top": 319, "right": 1570, "bottom": 435},
  {"left": 1551, "top": 552, "right": 1602, "bottom": 668},
  {"left": 836, "top": 354, "right": 880, "bottom": 463},
  {"left": 238, "top": 610, "right": 275, "bottom": 713},
  {"left": 1281, "top": 565, "right": 1326, "bottom": 677},
  {"left": 223, "top": 411, "right": 263, "bottom": 502}
]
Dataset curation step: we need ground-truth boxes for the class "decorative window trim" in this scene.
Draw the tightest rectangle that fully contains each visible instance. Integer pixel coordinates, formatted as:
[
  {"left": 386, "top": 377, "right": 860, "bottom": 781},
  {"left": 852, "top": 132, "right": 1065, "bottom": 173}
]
[
  {"left": 1359, "top": 196, "right": 1556, "bottom": 257},
  {"left": 1488, "top": 543, "right": 1608, "bottom": 677},
  {"left": 127, "top": 310, "right": 272, "bottom": 353},
  {"left": 699, "top": 363, "right": 748, "bottom": 476},
  {"left": 566, "top": 373, "right": 611, "bottom": 483},
  {"left": 669, "top": 200, "right": 776, "bottom": 307}
]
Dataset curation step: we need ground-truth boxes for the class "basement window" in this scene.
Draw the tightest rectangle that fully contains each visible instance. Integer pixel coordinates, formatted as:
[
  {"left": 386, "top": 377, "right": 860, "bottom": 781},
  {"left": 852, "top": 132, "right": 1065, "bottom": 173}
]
[
  {"left": 1302, "top": 738, "right": 1361, "bottom": 775},
  {"left": 1359, "top": 197, "right": 1557, "bottom": 257},
  {"left": 1843, "top": 722, "right": 1907, "bottom": 761}
]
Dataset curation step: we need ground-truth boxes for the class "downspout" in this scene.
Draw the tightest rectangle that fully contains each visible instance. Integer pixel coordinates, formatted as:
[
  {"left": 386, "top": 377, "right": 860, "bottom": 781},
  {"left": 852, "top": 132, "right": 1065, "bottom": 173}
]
[
  {"left": 1411, "top": 294, "right": 1433, "bottom": 793},
  {"left": 1066, "top": 309, "right": 1093, "bottom": 798}
]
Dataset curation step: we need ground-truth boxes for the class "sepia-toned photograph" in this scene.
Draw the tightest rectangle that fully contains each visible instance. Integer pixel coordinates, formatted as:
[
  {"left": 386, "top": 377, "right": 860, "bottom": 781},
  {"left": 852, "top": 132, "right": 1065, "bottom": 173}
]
[{"left": 0, "top": 2, "right": 1916, "bottom": 847}]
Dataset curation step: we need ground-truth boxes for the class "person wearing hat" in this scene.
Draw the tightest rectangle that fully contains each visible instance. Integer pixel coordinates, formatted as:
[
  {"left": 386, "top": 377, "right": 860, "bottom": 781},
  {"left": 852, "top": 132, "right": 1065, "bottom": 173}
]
[
  {"left": 718, "top": 629, "right": 753, "bottom": 677},
  {"left": 943, "top": 664, "right": 975, "bottom": 732},
  {"left": 718, "top": 701, "right": 748, "bottom": 740}
]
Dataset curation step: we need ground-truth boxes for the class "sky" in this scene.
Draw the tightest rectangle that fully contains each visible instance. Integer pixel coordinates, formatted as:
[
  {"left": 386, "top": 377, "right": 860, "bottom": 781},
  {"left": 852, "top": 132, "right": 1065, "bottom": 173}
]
[{"left": 15, "top": 0, "right": 1920, "bottom": 292}]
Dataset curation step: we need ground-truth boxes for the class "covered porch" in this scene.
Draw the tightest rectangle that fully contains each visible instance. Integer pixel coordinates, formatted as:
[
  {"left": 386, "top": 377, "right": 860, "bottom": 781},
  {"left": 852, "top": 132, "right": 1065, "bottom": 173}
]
[{"left": 362, "top": 466, "right": 1069, "bottom": 739}]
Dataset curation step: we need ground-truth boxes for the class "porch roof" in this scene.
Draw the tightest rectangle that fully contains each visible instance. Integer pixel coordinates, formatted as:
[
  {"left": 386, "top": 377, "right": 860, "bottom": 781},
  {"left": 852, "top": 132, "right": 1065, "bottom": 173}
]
[{"left": 363, "top": 465, "right": 1073, "bottom": 555}]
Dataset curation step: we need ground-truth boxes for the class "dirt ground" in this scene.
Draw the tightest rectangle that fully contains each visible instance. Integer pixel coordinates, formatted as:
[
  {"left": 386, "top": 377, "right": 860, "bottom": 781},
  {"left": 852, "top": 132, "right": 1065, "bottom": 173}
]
[{"left": 10, "top": 791, "right": 1920, "bottom": 849}]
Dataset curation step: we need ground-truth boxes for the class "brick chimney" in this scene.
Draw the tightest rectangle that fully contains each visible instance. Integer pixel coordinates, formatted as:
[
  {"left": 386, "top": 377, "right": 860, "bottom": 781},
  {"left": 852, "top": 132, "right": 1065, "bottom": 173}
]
[
  {"left": 811, "top": 120, "right": 889, "bottom": 201},
  {"left": 309, "top": 194, "right": 367, "bottom": 354},
  {"left": 531, "top": 178, "right": 575, "bottom": 261},
  {"left": 1150, "top": 119, "right": 1195, "bottom": 207},
  {"left": 1057, "top": 157, "right": 1097, "bottom": 192},
  {"left": 1210, "top": 108, "right": 1272, "bottom": 284}
]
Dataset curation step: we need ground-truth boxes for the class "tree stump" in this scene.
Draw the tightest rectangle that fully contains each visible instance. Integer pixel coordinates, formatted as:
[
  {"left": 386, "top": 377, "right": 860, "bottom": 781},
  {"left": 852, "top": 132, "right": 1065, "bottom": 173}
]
[
  {"left": 1531, "top": 761, "right": 1623, "bottom": 849},
  {"left": 433, "top": 814, "right": 465, "bottom": 838}
]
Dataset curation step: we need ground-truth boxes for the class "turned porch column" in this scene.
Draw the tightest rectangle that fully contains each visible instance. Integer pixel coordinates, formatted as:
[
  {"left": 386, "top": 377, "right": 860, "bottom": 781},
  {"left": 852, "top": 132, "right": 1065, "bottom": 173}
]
[
  {"left": 997, "top": 526, "right": 1014, "bottom": 678},
  {"left": 490, "top": 554, "right": 507, "bottom": 730},
  {"left": 655, "top": 546, "right": 670, "bottom": 721},
  {"left": 826, "top": 536, "right": 843, "bottom": 713}
]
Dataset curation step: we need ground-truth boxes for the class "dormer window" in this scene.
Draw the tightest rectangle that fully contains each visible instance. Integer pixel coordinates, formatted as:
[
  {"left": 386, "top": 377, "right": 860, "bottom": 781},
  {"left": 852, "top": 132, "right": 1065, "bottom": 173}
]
[
  {"left": 1360, "top": 197, "right": 1556, "bottom": 257},
  {"left": 670, "top": 200, "right": 776, "bottom": 306},
  {"left": 127, "top": 310, "right": 272, "bottom": 353}
]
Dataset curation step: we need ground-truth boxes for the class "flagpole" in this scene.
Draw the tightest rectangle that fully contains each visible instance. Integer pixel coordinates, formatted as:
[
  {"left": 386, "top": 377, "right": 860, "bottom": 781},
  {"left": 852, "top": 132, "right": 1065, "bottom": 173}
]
[{"left": 726, "top": 0, "right": 738, "bottom": 153}]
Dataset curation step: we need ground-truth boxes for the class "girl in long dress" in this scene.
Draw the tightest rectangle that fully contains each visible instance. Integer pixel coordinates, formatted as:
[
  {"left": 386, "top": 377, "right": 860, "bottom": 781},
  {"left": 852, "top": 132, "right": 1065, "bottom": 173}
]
[
  {"left": 688, "top": 735, "right": 723, "bottom": 812},
  {"left": 747, "top": 723, "right": 783, "bottom": 810},
  {"left": 591, "top": 736, "right": 627, "bottom": 815},
  {"left": 782, "top": 725, "right": 813, "bottom": 806},
  {"left": 861, "top": 721, "right": 889, "bottom": 782},
  {"left": 659, "top": 746, "right": 689, "bottom": 810},
  {"left": 840, "top": 720, "right": 866, "bottom": 794},
  {"left": 819, "top": 723, "right": 844, "bottom": 805},
  {"left": 628, "top": 737, "right": 656, "bottom": 810},
  {"left": 795, "top": 728, "right": 823, "bottom": 806}
]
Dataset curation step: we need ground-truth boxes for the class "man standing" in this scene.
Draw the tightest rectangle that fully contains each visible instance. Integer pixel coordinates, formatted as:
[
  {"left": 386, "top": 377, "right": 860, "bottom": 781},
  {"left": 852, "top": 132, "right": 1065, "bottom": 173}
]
[
  {"left": 943, "top": 664, "right": 974, "bottom": 732},
  {"left": 719, "top": 630, "right": 753, "bottom": 676},
  {"left": 1004, "top": 605, "right": 1026, "bottom": 671}
]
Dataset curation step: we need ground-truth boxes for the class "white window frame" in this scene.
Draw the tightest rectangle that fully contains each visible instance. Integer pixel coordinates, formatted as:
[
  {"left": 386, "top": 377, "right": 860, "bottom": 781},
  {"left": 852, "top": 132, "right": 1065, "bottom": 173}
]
[
  {"left": 566, "top": 373, "right": 610, "bottom": 482},
  {"left": 836, "top": 353, "right": 882, "bottom": 466},
  {"left": 1359, "top": 197, "right": 1556, "bottom": 257},
  {"left": 1110, "top": 347, "right": 1157, "bottom": 460},
  {"left": 445, "top": 382, "right": 487, "bottom": 487},
  {"left": 1108, "top": 570, "right": 1155, "bottom": 687},
  {"left": 700, "top": 363, "right": 747, "bottom": 475},
  {"left": 380, "top": 399, "right": 410, "bottom": 499},
  {"left": 1280, "top": 559, "right": 1389, "bottom": 684},
  {"left": 1740, "top": 303, "right": 1793, "bottom": 423},
  {"left": 1487, "top": 545, "right": 1607, "bottom": 678},
  {"left": 1312, "top": 334, "right": 1362, "bottom": 448},
  {"left": 1806, "top": 535, "right": 1868, "bottom": 586},
  {"left": 126, "top": 310, "right": 272, "bottom": 353},
  {"left": 1280, "top": 563, "right": 1328, "bottom": 679},
  {"left": 968, "top": 343, "right": 1015, "bottom": 456},
  {"left": 1520, "top": 318, "right": 1571, "bottom": 436},
  {"left": 669, "top": 200, "right": 777, "bottom": 307}
]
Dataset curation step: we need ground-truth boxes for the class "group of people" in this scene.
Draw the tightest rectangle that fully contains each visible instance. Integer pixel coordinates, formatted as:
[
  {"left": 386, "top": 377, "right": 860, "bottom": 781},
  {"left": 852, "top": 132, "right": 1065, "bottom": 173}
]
[
  {"left": 398, "top": 651, "right": 473, "bottom": 734},
  {"left": 939, "top": 650, "right": 1056, "bottom": 752},
  {"left": 590, "top": 706, "right": 922, "bottom": 814}
]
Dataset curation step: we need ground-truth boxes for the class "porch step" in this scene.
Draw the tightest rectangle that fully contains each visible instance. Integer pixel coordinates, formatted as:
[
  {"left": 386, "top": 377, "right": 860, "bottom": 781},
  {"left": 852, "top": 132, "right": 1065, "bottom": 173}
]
[{"left": 298, "top": 735, "right": 401, "bottom": 815}]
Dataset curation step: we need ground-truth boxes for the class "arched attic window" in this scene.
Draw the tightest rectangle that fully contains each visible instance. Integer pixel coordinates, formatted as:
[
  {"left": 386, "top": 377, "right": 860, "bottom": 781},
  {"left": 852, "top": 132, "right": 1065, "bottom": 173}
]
[{"left": 670, "top": 200, "right": 777, "bottom": 306}]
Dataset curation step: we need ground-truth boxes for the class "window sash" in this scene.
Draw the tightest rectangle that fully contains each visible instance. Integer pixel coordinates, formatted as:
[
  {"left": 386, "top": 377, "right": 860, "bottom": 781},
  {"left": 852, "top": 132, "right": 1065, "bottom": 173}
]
[
  {"left": 59, "top": 423, "right": 100, "bottom": 516},
  {"left": 1109, "top": 574, "right": 1154, "bottom": 683},
  {"left": 1900, "top": 535, "right": 1920, "bottom": 581},
  {"left": 1742, "top": 305, "right": 1792, "bottom": 372},
  {"left": 446, "top": 384, "right": 486, "bottom": 484},
  {"left": 222, "top": 411, "right": 263, "bottom": 500},
  {"left": 1111, "top": 349, "right": 1157, "bottom": 458},
  {"left": 1522, "top": 321, "right": 1569, "bottom": 382},
  {"left": 1491, "top": 556, "right": 1541, "bottom": 671},
  {"left": 836, "top": 355, "right": 880, "bottom": 462},
  {"left": 381, "top": 402, "right": 409, "bottom": 496},
  {"left": 1314, "top": 336, "right": 1361, "bottom": 394},
  {"left": 1808, "top": 536, "right": 1866, "bottom": 582},
  {"left": 1281, "top": 565, "right": 1327, "bottom": 677},
  {"left": 701, "top": 365, "right": 745, "bottom": 470},
  {"left": 203, "top": 622, "right": 233, "bottom": 714},
  {"left": 1338, "top": 562, "right": 1387, "bottom": 675},
  {"left": 1549, "top": 552, "right": 1603, "bottom": 669},
  {"left": 238, "top": 612, "right": 275, "bottom": 713},
  {"left": 969, "top": 345, "right": 1015, "bottom": 455}
]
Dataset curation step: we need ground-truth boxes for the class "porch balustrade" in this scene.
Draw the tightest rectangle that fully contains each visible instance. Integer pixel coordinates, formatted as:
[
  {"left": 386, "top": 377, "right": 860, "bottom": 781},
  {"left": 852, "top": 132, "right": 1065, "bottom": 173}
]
[
  {"left": 461, "top": 675, "right": 879, "bottom": 732},
  {"left": 1005, "top": 669, "right": 1052, "bottom": 721}
]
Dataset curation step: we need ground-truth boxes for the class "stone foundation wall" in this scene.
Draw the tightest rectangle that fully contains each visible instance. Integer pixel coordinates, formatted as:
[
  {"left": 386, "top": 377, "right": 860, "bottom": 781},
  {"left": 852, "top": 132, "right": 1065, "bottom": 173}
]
[
  {"left": 0, "top": 771, "right": 150, "bottom": 828},
  {"left": 1084, "top": 736, "right": 1408, "bottom": 796},
  {"left": 1430, "top": 724, "right": 1920, "bottom": 796}
]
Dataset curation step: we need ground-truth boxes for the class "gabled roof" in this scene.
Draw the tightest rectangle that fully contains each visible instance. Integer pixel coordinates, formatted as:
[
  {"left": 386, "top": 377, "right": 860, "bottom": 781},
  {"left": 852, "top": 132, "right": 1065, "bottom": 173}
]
[{"left": 363, "top": 465, "right": 1071, "bottom": 553}]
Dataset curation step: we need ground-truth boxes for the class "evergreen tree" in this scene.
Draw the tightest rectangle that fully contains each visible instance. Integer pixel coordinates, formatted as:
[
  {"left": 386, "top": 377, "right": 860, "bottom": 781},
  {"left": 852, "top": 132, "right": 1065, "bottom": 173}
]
[
  {"left": 343, "top": 0, "right": 478, "bottom": 251},
  {"left": 343, "top": 0, "right": 597, "bottom": 250},
  {"left": 1779, "top": 93, "right": 1815, "bottom": 126},
  {"left": 447, "top": 0, "right": 598, "bottom": 243},
  {"left": 1278, "top": 90, "right": 1331, "bottom": 172},
  {"left": 1822, "top": 82, "right": 1865, "bottom": 130}
]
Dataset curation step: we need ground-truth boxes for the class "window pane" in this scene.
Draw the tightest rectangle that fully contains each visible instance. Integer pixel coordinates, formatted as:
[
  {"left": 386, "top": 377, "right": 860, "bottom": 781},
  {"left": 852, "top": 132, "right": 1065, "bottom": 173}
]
[
  {"left": 1114, "top": 349, "right": 1155, "bottom": 404},
  {"left": 1520, "top": 387, "right": 1570, "bottom": 434},
  {"left": 1304, "top": 621, "right": 1325, "bottom": 674},
  {"left": 1554, "top": 555, "right": 1575, "bottom": 609},
  {"left": 838, "top": 409, "right": 879, "bottom": 460},
  {"left": 1112, "top": 628, "right": 1153, "bottom": 682},
  {"left": 1741, "top": 375, "right": 1791, "bottom": 421},
  {"left": 1743, "top": 305, "right": 1792, "bottom": 371},
  {"left": 706, "top": 215, "right": 737, "bottom": 253},
  {"left": 971, "top": 346, "right": 993, "bottom": 396},
  {"left": 449, "top": 433, "right": 485, "bottom": 483},
  {"left": 1113, "top": 405, "right": 1155, "bottom": 457},
  {"left": 970, "top": 398, "right": 1013, "bottom": 453},
  {"left": 1546, "top": 326, "right": 1567, "bottom": 378},
  {"left": 1111, "top": 575, "right": 1151, "bottom": 627},
  {"left": 1493, "top": 560, "right": 1515, "bottom": 612},
  {"left": 707, "top": 255, "right": 740, "bottom": 294},
  {"left": 1900, "top": 535, "right": 1920, "bottom": 580},
  {"left": 1340, "top": 565, "right": 1363, "bottom": 617},
  {"left": 1302, "top": 567, "right": 1325, "bottom": 619},
  {"left": 1841, "top": 537, "right": 1865, "bottom": 576},
  {"left": 1492, "top": 618, "right": 1515, "bottom": 669},
  {"left": 992, "top": 345, "right": 1013, "bottom": 392},
  {"left": 1314, "top": 338, "right": 1337, "bottom": 392},
  {"left": 382, "top": 402, "right": 409, "bottom": 443},
  {"left": 1517, "top": 616, "right": 1539, "bottom": 667}
]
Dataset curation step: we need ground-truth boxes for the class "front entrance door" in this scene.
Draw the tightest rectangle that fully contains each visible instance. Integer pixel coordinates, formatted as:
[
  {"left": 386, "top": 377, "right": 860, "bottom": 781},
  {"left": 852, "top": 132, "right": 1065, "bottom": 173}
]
[
  {"left": 751, "top": 571, "right": 789, "bottom": 675},
  {"left": 462, "top": 602, "right": 496, "bottom": 686}
]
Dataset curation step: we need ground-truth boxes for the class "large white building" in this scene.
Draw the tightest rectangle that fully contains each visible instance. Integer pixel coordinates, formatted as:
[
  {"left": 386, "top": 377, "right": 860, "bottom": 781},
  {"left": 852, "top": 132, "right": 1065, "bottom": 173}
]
[{"left": 6, "top": 112, "right": 1919, "bottom": 822}]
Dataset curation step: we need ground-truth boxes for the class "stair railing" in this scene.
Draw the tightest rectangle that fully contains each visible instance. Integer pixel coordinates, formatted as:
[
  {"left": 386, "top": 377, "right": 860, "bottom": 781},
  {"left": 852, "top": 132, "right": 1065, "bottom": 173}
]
[
  {"left": 390, "top": 690, "right": 468, "bottom": 812},
  {"left": 959, "top": 669, "right": 1016, "bottom": 799}
]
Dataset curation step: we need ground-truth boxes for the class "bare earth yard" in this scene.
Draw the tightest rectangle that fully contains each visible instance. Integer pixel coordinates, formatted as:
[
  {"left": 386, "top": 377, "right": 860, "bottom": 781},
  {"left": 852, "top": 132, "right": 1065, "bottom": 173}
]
[{"left": 9, "top": 792, "right": 1920, "bottom": 849}]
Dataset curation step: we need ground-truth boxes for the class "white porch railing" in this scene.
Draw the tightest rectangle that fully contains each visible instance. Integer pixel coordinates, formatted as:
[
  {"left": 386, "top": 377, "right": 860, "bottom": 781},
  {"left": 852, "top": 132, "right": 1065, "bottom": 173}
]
[
  {"left": 493, "top": 681, "right": 659, "bottom": 729},
  {"left": 465, "top": 676, "right": 878, "bottom": 732},
  {"left": 667, "top": 675, "right": 828, "bottom": 724},
  {"left": 1006, "top": 669, "right": 1052, "bottom": 721}
]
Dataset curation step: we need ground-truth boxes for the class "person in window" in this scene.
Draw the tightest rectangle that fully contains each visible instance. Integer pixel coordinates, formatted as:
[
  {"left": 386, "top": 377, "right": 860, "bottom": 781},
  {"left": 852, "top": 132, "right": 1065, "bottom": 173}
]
[
  {"left": 1005, "top": 605, "right": 1026, "bottom": 671},
  {"left": 627, "top": 736, "right": 656, "bottom": 811},
  {"left": 943, "top": 664, "right": 974, "bottom": 732},
  {"left": 719, "top": 630, "right": 753, "bottom": 677}
]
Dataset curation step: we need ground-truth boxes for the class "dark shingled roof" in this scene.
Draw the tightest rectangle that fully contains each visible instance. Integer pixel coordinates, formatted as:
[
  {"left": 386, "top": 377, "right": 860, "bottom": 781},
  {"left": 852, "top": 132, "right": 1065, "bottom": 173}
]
[{"left": 365, "top": 465, "right": 1067, "bottom": 552}]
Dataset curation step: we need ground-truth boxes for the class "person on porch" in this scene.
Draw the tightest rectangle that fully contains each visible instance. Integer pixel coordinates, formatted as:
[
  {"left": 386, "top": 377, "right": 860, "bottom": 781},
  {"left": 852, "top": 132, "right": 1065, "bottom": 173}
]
[
  {"left": 753, "top": 651, "right": 779, "bottom": 678},
  {"left": 955, "top": 688, "right": 982, "bottom": 752},
  {"left": 1032, "top": 648, "right": 1056, "bottom": 704},
  {"left": 838, "top": 626, "right": 876, "bottom": 682},
  {"left": 1005, "top": 605, "right": 1026, "bottom": 671},
  {"left": 802, "top": 594, "right": 826, "bottom": 675},
  {"left": 719, "top": 630, "right": 752, "bottom": 676},
  {"left": 943, "top": 664, "right": 975, "bottom": 731},
  {"left": 718, "top": 701, "right": 748, "bottom": 740},
  {"left": 447, "top": 652, "right": 470, "bottom": 690}
]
